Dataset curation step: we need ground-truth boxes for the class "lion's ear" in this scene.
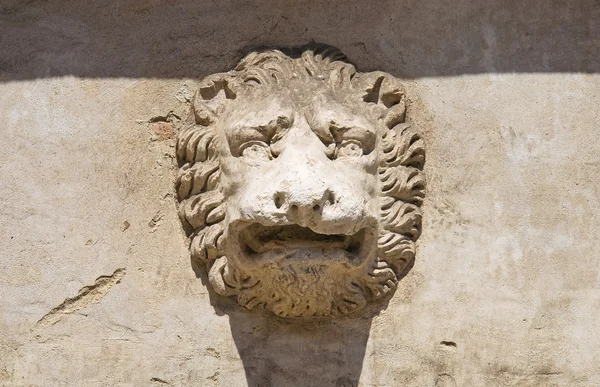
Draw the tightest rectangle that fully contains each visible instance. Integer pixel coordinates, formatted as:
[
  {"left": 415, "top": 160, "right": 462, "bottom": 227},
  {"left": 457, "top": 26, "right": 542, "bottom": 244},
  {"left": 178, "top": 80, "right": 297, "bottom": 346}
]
[
  {"left": 353, "top": 71, "right": 406, "bottom": 129},
  {"left": 193, "top": 74, "right": 238, "bottom": 126}
]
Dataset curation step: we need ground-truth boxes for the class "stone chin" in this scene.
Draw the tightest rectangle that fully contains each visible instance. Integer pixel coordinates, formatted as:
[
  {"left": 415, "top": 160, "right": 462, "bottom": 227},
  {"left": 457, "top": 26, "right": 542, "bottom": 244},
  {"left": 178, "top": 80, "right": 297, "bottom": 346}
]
[
  {"left": 220, "top": 220, "right": 381, "bottom": 318},
  {"left": 175, "top": 44, "right": 426, "bottom": 319}
]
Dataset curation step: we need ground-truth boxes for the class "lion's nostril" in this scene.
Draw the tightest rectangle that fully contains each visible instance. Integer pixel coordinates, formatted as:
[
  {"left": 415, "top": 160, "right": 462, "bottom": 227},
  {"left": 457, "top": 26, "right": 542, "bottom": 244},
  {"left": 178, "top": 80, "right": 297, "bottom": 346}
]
[
  {"left": 313, "top": 204, "right": 321, "bottom": 212},
  {"left": 290, "top": 204, "right": 299, "bottom": 214},
  {"left": 274, "top": 192, "right": 285, "bottom": 209},
  {"left": 327, "top": 190, "right": 336, "bottom": 205}
]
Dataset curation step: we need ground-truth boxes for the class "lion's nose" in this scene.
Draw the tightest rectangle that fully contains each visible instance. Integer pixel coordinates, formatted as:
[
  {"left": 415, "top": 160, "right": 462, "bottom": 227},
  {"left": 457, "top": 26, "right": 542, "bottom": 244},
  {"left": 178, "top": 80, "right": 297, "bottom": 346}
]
[{"left": 273, "top": 190, "right": 335, "bottom": 226}]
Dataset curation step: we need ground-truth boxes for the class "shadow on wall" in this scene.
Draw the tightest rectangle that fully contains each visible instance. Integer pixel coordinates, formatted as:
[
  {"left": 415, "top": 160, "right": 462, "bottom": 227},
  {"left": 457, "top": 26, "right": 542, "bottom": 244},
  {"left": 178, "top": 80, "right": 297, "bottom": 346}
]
[
  {"left": 191, "top": 259, "right": 379, "bottom": 387},
  {"left": 1, "top": 0, "right": 599, "bottom": 81},
  {"left": 227, "top": 311, "right": 373, "bottom": 387}
]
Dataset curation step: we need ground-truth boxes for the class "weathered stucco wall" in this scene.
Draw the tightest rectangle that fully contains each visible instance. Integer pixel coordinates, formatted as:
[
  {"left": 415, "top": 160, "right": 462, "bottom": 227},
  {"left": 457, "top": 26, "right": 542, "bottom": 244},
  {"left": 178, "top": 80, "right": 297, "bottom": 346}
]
[{"left": 1, "top": 1, "right": 599, "bottom": 386}]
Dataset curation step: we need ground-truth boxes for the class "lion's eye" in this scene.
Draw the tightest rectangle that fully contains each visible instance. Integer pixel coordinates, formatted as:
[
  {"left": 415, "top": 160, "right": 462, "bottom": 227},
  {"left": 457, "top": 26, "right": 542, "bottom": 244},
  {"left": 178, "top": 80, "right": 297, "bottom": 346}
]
[
  {"left": 337, "top": 140, "right": 363, "bottom": 158},
  {"left": 240, "top": 141, "right": 272, "bottom": 161}
]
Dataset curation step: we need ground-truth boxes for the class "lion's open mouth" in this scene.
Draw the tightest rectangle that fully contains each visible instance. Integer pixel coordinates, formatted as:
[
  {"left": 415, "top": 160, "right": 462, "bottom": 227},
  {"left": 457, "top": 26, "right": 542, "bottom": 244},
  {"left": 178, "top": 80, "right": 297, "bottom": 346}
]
[{"left": 239, "top": 223, "right": 366, "bottom": 262}]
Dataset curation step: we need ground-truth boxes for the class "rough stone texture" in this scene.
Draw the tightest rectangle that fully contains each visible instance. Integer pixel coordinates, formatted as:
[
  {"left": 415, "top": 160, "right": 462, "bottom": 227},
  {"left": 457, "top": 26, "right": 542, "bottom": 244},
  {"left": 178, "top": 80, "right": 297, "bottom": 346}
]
[{"left": 1, "top": 1, "right": 599, "bottom": 386}]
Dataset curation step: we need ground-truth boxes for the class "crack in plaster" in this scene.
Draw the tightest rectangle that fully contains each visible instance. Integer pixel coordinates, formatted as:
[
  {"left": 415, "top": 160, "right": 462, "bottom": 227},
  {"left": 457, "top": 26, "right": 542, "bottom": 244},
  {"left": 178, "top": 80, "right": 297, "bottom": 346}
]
[{"left": 36, "top": 268, "right": 126, "bottom": 328}]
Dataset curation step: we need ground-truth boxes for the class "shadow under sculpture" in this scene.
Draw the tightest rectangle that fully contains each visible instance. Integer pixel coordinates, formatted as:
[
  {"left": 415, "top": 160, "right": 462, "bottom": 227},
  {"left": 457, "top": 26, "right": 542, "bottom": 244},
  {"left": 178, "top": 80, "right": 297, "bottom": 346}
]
[{"left": 176, "top": 44, "right": 425, "bottom": 385}]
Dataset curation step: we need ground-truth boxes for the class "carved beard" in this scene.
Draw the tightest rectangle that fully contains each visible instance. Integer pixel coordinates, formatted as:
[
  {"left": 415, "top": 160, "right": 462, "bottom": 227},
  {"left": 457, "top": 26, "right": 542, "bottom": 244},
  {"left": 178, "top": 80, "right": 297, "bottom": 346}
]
[{"left": 232, "top": 260, "right": 386, "bottom": 318}]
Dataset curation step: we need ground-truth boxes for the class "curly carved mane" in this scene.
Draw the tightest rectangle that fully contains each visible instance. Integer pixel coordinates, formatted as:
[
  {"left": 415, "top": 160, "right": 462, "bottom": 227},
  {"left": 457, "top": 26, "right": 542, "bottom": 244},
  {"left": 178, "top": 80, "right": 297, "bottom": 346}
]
[{"left": 176, "top": 45, "right": 425, "bottom": 314}]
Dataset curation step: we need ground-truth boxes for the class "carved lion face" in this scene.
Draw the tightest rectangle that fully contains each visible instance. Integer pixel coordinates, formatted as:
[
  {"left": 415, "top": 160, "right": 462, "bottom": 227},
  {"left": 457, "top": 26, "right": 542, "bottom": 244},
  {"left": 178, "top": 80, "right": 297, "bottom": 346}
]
[{"left": 176, "top": 45, "right": 425, "bottom": 318}]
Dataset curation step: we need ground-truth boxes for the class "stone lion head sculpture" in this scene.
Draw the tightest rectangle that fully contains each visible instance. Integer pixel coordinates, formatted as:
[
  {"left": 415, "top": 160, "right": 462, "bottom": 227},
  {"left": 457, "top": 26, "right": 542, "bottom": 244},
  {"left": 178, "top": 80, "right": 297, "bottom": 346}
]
[{"left": 176, "top": 44, "right": 425, "bottom": 319}]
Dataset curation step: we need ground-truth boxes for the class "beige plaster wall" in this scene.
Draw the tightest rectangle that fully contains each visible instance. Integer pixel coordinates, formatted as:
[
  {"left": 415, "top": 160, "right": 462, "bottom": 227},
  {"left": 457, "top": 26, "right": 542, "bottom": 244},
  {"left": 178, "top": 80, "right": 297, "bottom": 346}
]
[{"left": 1, "top": 1, "right": 599, "bottom": 386}]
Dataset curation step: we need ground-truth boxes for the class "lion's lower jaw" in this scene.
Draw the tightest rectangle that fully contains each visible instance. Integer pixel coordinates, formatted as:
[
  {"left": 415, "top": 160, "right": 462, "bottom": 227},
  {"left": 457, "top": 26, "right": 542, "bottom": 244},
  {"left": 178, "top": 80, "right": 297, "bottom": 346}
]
[{"left": 208, "top": 256, "right": 397, "bottom": 318}]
